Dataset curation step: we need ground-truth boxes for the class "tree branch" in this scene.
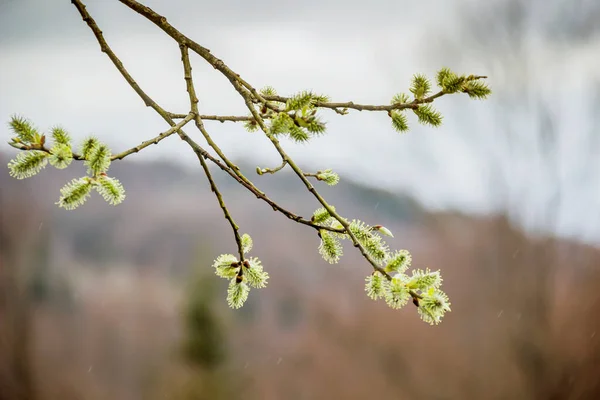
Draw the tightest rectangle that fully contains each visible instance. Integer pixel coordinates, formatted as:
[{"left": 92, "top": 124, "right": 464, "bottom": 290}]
[
  {"left": 109, "top": 0, "right": 407, "bottom": 278},
  {"left": 8, "top": 113, "right": 195, "bottom": 162},
  {"left": 70, "top": 0, "right": 342, "bottom": 236},
  {"left": 4, "top": 0, "right": 472, "bottom": 316},
  {"left": 116, "top": 0, "right": 486, "bottom": 119}
]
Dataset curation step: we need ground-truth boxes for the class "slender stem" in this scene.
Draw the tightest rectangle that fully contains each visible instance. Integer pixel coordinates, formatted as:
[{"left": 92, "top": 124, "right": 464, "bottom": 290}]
[
  {"left": 179, "top": 44, "right": 244, "bottom": 260},
  {"left": 257, "top": 160, "right": 287, "bottom": 175},
  {"left": 168, "top": 112, "right": 255, "bottom": 122},
  {"left": 303, "top": 171, "right": 328, "bottom": 182},
  {"left": 260, "top": 77, "right": 485, "bottom": 114},
  {"left": 196, "top": 150, "right": 244, "bottom": 261},
  {"left": 111, "top": 113, "right": 195, "bottom": 160},
  {"left": 261, "top": 92, "right": 442, "bottom": 112},
  {"left": 179, "top": 45, "right": 259, "bottom": 191}
]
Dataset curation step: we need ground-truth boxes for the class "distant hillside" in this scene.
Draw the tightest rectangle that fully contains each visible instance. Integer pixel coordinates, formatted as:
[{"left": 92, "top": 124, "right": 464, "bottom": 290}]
[{"left": 0, "top": 151, "right": 425, "bottom": 275}]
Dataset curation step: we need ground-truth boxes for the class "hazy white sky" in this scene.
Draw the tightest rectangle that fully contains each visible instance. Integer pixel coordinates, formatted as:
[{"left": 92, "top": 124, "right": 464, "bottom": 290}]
[{"left": 1, "top": 0, "right": 599, "bottom": 243}]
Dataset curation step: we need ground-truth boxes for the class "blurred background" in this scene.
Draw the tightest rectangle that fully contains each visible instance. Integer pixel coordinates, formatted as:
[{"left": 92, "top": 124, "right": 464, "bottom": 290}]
[{"left": 1, "top": 0, "right": 600, "bottom": 398}]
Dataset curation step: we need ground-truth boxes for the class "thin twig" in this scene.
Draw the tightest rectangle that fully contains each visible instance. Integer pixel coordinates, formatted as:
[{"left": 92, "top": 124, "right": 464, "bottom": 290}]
[
  {"left": 260, "top": 77, "right": 486, "bottom": 114},
  {"left": 303, "top": 171, "right": 325, "bottom": 181},
  {"left": 9, "top": 141, "right": 85, "bottom": 160},
  {"left": 116, "top": 0, "right": 485, "bottom": 118},
  {"left": 197, "top": 150, "right": 245, "bottom": 260},
  {"left": 168, "top": 112, "right": 255, "bottom": 122},
  {"left": 257, "top": 160, "right": 287, "bottom": 175},
  {"left": 179, "top": 45, "right": 259, "bottom": 191},
  {"left": 180, "top": 43, "right": 244, "bottom": 260},
  {"left": 261, "top": 91, "right": 434, "bottom": 112},
  {"left": 112, "top": 113, "right": 195, "bottom": 160}
]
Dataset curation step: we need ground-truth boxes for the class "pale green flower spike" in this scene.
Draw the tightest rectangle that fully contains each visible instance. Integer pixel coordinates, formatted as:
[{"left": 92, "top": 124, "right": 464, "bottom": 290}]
[
  {"left": 384, "top": 249, "right": 412, "bottom": 274},
  {"left": 213, "top": 254, "right": 239, "bottom": 279},
  {"left": 317, "top": 169, "right": 339, "bottom": 186},
  {"left": 95, "top": 175, "right": 126, "bottom": 205},
  {"left": 243, "top": 119, "right": 259, "bottom": 132},
  {"left": 57, "top": 177, "right": 94, "bottom": 210},
  {"left": 241, "top": 233, "right": 253, "bottom": 254},
  {"left": 242, "top": 258, "right": 269, "bottom": 289},
  {"left": 269, "top": 113, "right": 291, "bottom": 135},
  {"left": 303, "top": 117, "right": 326, "bottom": 135},
  {"left": 410, "top": 73, "right": 431, "bottom": 99},
  {"left": 436, "top": 67, "right": 455, "bottom": 89},
  {"left": 8, "top": 151, "right": 48, "bottom": 179},
  {"left": 312, "top": 206, "right": 335, "bottom": 224},
  {"left": 288, "top": 124, "right": 310, "bottom": 142},
  {"left": 391, "top": 93, "right": 410, "bottom": 105},
  {"left": 80, "top": 137, "right": 100, "bottom": 160},
  {"left": 227, "top": 279, "right": 250, "bottom": 309},
  {"left": 260, "top": 86, "right": 277, "bottom": 96},
  {"left": 318, "top": 230, "right": 343, "bottom": 264},
  {"left": 414, "top": 104, "right": 443, "bottom": 127},
  {"left": 285, "top": 90, "right": 322, "bottom": 111},
  {"left": 49, "top": 144, "right": 73, "bottom": 169},
  {"left": 463, "top": 80, "right": 492, "bottom": 99},
  {"left": 418, "top": 290, "right": 451, "bottom": 325},
  {"left": 390, "top": 110, "right": 409, "bottom": 133},
  {"left": 384, "top": 276, "right": 411, "bottom": 309},
  {"left": 84, "top": 143, "right": 111, "bottom": 175},
  {"left": 348, "top": 220, "right": 388, "bottom": 264},
  {"left": 51, "top": 126, "right": 71, "bottom": 146},
  {"left": 9, "top": 115, "right": 38, "bottom": 143},
  {"left": 365, "top": 272, "right": 387, "bottom": 300},
  {"left": 407, "top": 268, "right": 442, "bottom": 291}
]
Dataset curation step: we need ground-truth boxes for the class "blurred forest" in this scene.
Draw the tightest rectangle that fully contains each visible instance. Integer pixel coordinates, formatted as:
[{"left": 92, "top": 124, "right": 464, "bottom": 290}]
[
  {"left": 1, "top": 153, "right": 600, "bottom": 400},
  {"left": 2, "top": 0, "right": 600, "bottom": 399}
]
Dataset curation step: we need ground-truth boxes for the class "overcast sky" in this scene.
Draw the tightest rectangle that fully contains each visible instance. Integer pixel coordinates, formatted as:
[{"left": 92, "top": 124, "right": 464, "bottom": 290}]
[{"left": 1, "top": 0, "right": 599, "bottom": 243}]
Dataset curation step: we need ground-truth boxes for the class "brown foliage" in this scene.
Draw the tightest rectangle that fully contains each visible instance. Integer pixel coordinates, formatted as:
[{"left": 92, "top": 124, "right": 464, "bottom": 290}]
[{"left": 1, "top": 157, "right": 599, "bottom": 399}]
